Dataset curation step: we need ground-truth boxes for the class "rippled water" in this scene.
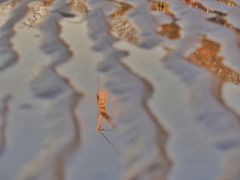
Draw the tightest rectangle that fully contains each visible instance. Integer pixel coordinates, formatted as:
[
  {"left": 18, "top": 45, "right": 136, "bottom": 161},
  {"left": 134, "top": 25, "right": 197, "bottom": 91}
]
[{"left": 0, "top": 0, "right": 240, "bottom": 180}]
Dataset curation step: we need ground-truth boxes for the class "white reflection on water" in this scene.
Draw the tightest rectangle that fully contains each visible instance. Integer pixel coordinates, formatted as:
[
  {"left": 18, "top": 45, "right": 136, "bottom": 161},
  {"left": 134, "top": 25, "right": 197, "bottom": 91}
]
[{"left": 0, "top": 0, "right": 240, "bottom": 180}]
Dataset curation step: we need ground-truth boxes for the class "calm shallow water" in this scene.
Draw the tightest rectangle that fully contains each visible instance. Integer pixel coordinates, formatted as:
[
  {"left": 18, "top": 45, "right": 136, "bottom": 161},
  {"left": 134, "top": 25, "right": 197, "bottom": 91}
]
[{"left": 0, "top": 0, "right": 240, "bottom": 180}]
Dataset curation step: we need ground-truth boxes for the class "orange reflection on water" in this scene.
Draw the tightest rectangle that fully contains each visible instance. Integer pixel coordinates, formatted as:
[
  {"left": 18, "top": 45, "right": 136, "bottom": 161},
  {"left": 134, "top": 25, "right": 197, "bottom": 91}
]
[
  {"left": 68, "top": 0, "right": 88, "bottom": 14},
  {"left": 184, "top": 0, "right": 216, "bottom": 14},
  {"left": 108, "top": 1, "right": 138, "bottom": 44},
  {"left": 158, "top": 22, "right": 181, "bottom": 40},
  {"left": 186, "top": 37, "right": 240, "bottom": 84},
  {"left": 0, "top": 0, "right": 20, "bottom": 26},
  {"left": 0, "top": 0, "right": 19, "bottom": 12},
  {"left": 217, "top": 0, "right": 238, "bottom": 7},
  {"left": 20, "top": 0, "right": 53, "bottom": 28},
  {"left": 109, "top": 1, "right": 133, "bottom": 18},
  {"left": 111, "top": 18, "right": 138, "bottom": 44},
  {"left": 150, "top": 1, "right": 175, "bottom": 18}
]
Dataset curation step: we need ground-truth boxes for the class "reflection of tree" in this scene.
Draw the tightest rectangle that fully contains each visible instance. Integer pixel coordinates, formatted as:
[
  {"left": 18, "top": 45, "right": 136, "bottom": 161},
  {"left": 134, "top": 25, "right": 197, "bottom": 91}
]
[
  {"left": 108, "top": 1, "right": 176, "bottom": 44},
  {"left": 0, "top": 0, "right": 54, "bottom": 28},
  {"left": 111, "top": 18, "right": 138, "bottom": 44},
  {"left": 1, "top": 0, "right": 240, "bottom": 83},
  {"left": 19, "top": 0, "right": 53, "bottom": 28},
  {"left": 107, "top": 1, "right": 139, "bottom": 44}
]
